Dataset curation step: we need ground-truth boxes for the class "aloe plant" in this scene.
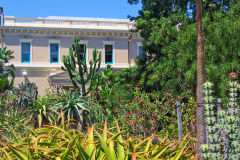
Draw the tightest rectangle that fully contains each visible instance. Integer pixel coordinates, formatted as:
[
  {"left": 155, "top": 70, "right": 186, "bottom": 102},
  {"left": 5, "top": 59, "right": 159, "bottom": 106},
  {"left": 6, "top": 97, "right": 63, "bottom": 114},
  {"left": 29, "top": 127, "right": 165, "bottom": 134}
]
[
  {"left": 0, "top": 106, "right": 32, "bottom": 143},
  {"left": 0, "top": 116, "right": 196, "bottom": 160}
]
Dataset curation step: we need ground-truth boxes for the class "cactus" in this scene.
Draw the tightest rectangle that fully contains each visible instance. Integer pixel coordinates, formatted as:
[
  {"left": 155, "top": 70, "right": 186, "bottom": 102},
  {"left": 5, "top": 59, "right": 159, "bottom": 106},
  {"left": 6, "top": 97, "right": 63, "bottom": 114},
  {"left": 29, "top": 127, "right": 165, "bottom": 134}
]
[
  {"left": 62, "top": 38, "right": 101, "bottom": 96},
  {"left": 12, "top": 79, "right": 38, "bottom": 108},
  {"left": 201, "top": 80, "right": 240, "bottom": 160}
]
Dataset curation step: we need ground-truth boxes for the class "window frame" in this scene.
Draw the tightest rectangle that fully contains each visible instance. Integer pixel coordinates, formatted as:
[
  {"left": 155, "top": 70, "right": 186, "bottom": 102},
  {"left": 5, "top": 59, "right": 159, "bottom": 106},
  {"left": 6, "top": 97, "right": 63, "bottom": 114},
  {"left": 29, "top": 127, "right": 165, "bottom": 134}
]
[
  {"left": 103, "top": 41, "right": 115, "bottom": 64},
  {"left": 78, "top": 40, "right": 88, "bottom": 63},
  {"left": 136, "top": 42, "right": 145, "bottom": 56},
  {"left": 20, "top": 39, "right": 32, "bottom": 63},
  {"left": 48, "top": 39, "right": 61, "bottom": 64}
]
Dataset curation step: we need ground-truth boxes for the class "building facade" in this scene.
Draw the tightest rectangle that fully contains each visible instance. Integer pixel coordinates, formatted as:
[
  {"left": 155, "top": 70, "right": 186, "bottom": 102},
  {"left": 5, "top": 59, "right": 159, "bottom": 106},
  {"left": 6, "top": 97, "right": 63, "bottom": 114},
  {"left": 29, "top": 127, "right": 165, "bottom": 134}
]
[{"left": 0, "top": 15, "right": 143, "bottom": 95}]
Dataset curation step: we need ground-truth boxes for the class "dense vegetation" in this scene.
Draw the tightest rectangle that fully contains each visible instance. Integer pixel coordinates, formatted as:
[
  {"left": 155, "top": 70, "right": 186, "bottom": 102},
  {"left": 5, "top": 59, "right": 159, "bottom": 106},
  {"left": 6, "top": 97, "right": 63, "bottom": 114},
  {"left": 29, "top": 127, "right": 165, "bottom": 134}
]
[
  {"left": 0, "top": 43, "right": 197, "bottom": 160},
  {"left": 0, "top": 0, "right": 240, "bottom": 159}
]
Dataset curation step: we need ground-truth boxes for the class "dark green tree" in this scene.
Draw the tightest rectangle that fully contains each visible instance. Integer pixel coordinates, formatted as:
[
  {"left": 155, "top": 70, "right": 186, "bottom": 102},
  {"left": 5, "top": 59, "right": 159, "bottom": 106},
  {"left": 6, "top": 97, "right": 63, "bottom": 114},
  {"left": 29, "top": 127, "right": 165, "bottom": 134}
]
[
  {"left": 128, "top": 0, "right": 233, "bottom": 59},
  {"left": 125, "top": 0, "right": 239, "bottom": 96},
  {"left": 127, "top": 1, "right": 240, "bottom": 99},
  {"left": 62, "top": 38, "right": 101, "bottom": 96}
]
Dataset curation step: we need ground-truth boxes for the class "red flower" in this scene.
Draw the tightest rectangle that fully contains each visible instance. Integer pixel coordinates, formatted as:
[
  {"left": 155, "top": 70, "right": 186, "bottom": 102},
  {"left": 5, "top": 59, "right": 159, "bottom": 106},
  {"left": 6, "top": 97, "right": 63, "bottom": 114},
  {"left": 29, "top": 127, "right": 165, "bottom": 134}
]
[
  {"left": 139, "top": 101, "right": 144, "bottom": 105},
  {"left": 125, "top": 112, "right": 131, "bottom": 118},
  {"left": 165, "top": 93, "right": 172, "bottom": 98},
  {"left": 117, "top": 97, "right": 121, "bottom": 101},
  {"left": 130, "top": 120, "right": 134, "bottom": 127},
  {"left": 166, "top": 101, "right": 170, "bottom": 105},
  {"left": 135, "top": 98, "right": 140, "bottom": 102},
  {"left": 229, "top": 72, "right": 237, "bottom": 78},
  {"left": 186, "top": 91, "right": 191, "bottom": 95},
  {"left": 136, "top": 82, "right": 141, "bottom": 86},
  {"left": 147, "top": 93, "right": 152, "bottom": 97},
  {"left": 128, "top": 100, "right": 131, "bottom": 103}
]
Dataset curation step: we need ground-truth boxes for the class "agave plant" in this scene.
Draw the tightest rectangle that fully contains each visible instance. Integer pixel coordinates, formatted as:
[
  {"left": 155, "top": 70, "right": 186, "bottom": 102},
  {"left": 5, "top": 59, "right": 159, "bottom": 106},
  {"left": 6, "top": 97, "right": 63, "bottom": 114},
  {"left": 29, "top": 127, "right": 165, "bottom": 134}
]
[
  {"left": 12, "top": 80, "right": 38, "bottom": 108},
  {"left": 0, "top": 114, "right": 196, "bottom": 160},
  {"left": 53, "top": 90, "right": 89, "bottom": 128}
]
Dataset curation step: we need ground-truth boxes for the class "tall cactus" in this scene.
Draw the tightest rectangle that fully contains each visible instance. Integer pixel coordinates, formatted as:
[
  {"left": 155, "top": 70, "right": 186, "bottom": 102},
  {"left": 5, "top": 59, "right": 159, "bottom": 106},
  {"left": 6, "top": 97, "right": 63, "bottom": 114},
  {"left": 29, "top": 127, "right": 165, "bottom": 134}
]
[
  {"left": 225, "top": 80, "right": 239, "bottom": 160},
  {"left": 62, "top": 38, "right": 101, "bottom": 96},
  {"left": 201, "top": 79, "right": 240, "bottom": 160},
  {"left": 201, "top": 82, "right": 222, "bottom": 160}
]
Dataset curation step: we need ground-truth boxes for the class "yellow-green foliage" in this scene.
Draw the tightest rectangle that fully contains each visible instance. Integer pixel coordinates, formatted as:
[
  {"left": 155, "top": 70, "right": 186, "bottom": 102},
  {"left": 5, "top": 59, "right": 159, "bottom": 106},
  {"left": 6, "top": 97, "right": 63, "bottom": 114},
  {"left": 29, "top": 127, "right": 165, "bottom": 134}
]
[{"left": 0, "top": 117, "right": 196, "bottom": 160}]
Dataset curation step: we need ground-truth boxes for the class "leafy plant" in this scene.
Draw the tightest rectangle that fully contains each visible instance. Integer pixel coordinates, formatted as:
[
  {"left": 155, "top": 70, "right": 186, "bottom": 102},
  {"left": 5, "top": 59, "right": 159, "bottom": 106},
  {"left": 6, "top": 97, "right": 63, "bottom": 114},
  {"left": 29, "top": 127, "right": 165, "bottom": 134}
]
[
  {"left": 0, "top": 47, "right": 15, "bottom": 93},
  {"left": 91, "top": 65, "right": 115, "bottom": 103},
  {"left": 86, "top": 102, "right": 106, "bottom": 126},
  {"left": 31, "top": 94, "right": 60, "bottom": 127}
]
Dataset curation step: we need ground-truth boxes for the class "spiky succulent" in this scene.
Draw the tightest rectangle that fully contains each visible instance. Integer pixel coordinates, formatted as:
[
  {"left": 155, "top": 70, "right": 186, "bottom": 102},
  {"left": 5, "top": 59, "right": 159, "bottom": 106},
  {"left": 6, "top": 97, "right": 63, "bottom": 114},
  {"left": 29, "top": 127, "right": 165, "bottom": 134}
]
[
  {"left": 12, "top": 80, "right": 38, "bottom": 108},
  {"left": 201, "top": 80, "right": 240, "bottom": 160}
]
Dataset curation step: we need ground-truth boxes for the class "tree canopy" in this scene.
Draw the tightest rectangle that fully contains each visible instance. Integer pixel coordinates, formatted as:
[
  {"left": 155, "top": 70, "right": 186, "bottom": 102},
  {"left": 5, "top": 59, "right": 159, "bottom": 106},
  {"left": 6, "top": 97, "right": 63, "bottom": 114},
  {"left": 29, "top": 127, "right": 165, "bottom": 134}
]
[{"left": 122, "top": 0, "right": 240, "bottom": 103}]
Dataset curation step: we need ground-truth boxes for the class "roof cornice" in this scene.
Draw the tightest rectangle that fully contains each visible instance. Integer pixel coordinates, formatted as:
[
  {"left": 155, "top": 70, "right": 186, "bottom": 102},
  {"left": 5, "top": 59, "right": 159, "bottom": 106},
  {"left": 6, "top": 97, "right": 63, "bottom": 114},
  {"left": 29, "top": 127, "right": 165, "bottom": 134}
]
[{"left": 3, "top": 16, "right": 135, "bottom": 31}]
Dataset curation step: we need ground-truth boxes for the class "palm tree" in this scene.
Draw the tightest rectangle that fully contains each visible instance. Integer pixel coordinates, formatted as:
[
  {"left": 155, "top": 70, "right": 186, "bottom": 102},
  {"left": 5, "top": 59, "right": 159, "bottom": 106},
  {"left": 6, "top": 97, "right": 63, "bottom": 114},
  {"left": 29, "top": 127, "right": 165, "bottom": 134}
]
[{"left": 195, "top": 0, "right": 207, "bottom": 155}]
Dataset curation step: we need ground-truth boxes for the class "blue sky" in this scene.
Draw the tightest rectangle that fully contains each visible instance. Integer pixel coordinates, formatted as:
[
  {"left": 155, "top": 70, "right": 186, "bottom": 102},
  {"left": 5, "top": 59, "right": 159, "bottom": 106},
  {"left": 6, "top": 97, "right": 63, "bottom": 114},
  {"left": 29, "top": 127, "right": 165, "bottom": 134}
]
[{"left": 0, "top": 0, "right": 142, "bottom": 19}]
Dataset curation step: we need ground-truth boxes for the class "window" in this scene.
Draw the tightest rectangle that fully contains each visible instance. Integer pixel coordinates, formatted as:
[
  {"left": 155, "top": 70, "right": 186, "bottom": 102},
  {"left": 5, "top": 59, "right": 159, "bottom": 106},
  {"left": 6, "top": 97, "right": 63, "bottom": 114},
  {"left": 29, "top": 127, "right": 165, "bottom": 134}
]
[
  {"left": 21, "top": 42, "right": 31, "bottom": 63},
  {"left": 138, "top": 46, "right": 144, "bottom": 55},
  {"left": 79, "top": 44, "right": 86, "bottom": 61},
  {"left": 105, "top": 45, "right": 113, "bottom": 64},
  {"left": 137, "top": 42, "right": 146, "bottom": 56},
  {"left": 50, "top": 43, "right": 59, "bottom": 63}
]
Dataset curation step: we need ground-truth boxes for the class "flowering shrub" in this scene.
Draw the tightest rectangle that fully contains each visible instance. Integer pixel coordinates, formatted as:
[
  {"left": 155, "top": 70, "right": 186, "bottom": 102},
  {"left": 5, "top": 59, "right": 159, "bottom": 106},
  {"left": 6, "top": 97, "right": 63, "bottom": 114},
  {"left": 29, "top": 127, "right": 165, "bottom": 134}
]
[
  {"left": 114, "top": 85, "right": 196, "bottom": 138},
  {"left": 89, "top": 66, "right": 196, "bottom": 137},
  {"left": 228, "top": 72, "right": 237, "bottom": 78}
]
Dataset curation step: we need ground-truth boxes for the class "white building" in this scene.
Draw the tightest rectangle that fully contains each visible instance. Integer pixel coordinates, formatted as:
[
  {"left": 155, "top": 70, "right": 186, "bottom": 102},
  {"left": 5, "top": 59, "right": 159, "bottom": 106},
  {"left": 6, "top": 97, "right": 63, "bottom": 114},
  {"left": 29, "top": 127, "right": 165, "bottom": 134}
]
[{"left": 0, "top": 12, "right": 144, "bottom": 94}]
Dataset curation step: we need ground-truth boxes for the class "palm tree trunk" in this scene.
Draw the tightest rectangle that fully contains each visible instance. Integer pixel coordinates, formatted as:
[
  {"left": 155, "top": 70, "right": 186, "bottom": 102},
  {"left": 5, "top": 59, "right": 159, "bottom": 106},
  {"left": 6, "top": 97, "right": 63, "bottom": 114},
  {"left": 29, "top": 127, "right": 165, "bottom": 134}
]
[{"left": 195, "top": 0, "right": 207, "bottom": 155}]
